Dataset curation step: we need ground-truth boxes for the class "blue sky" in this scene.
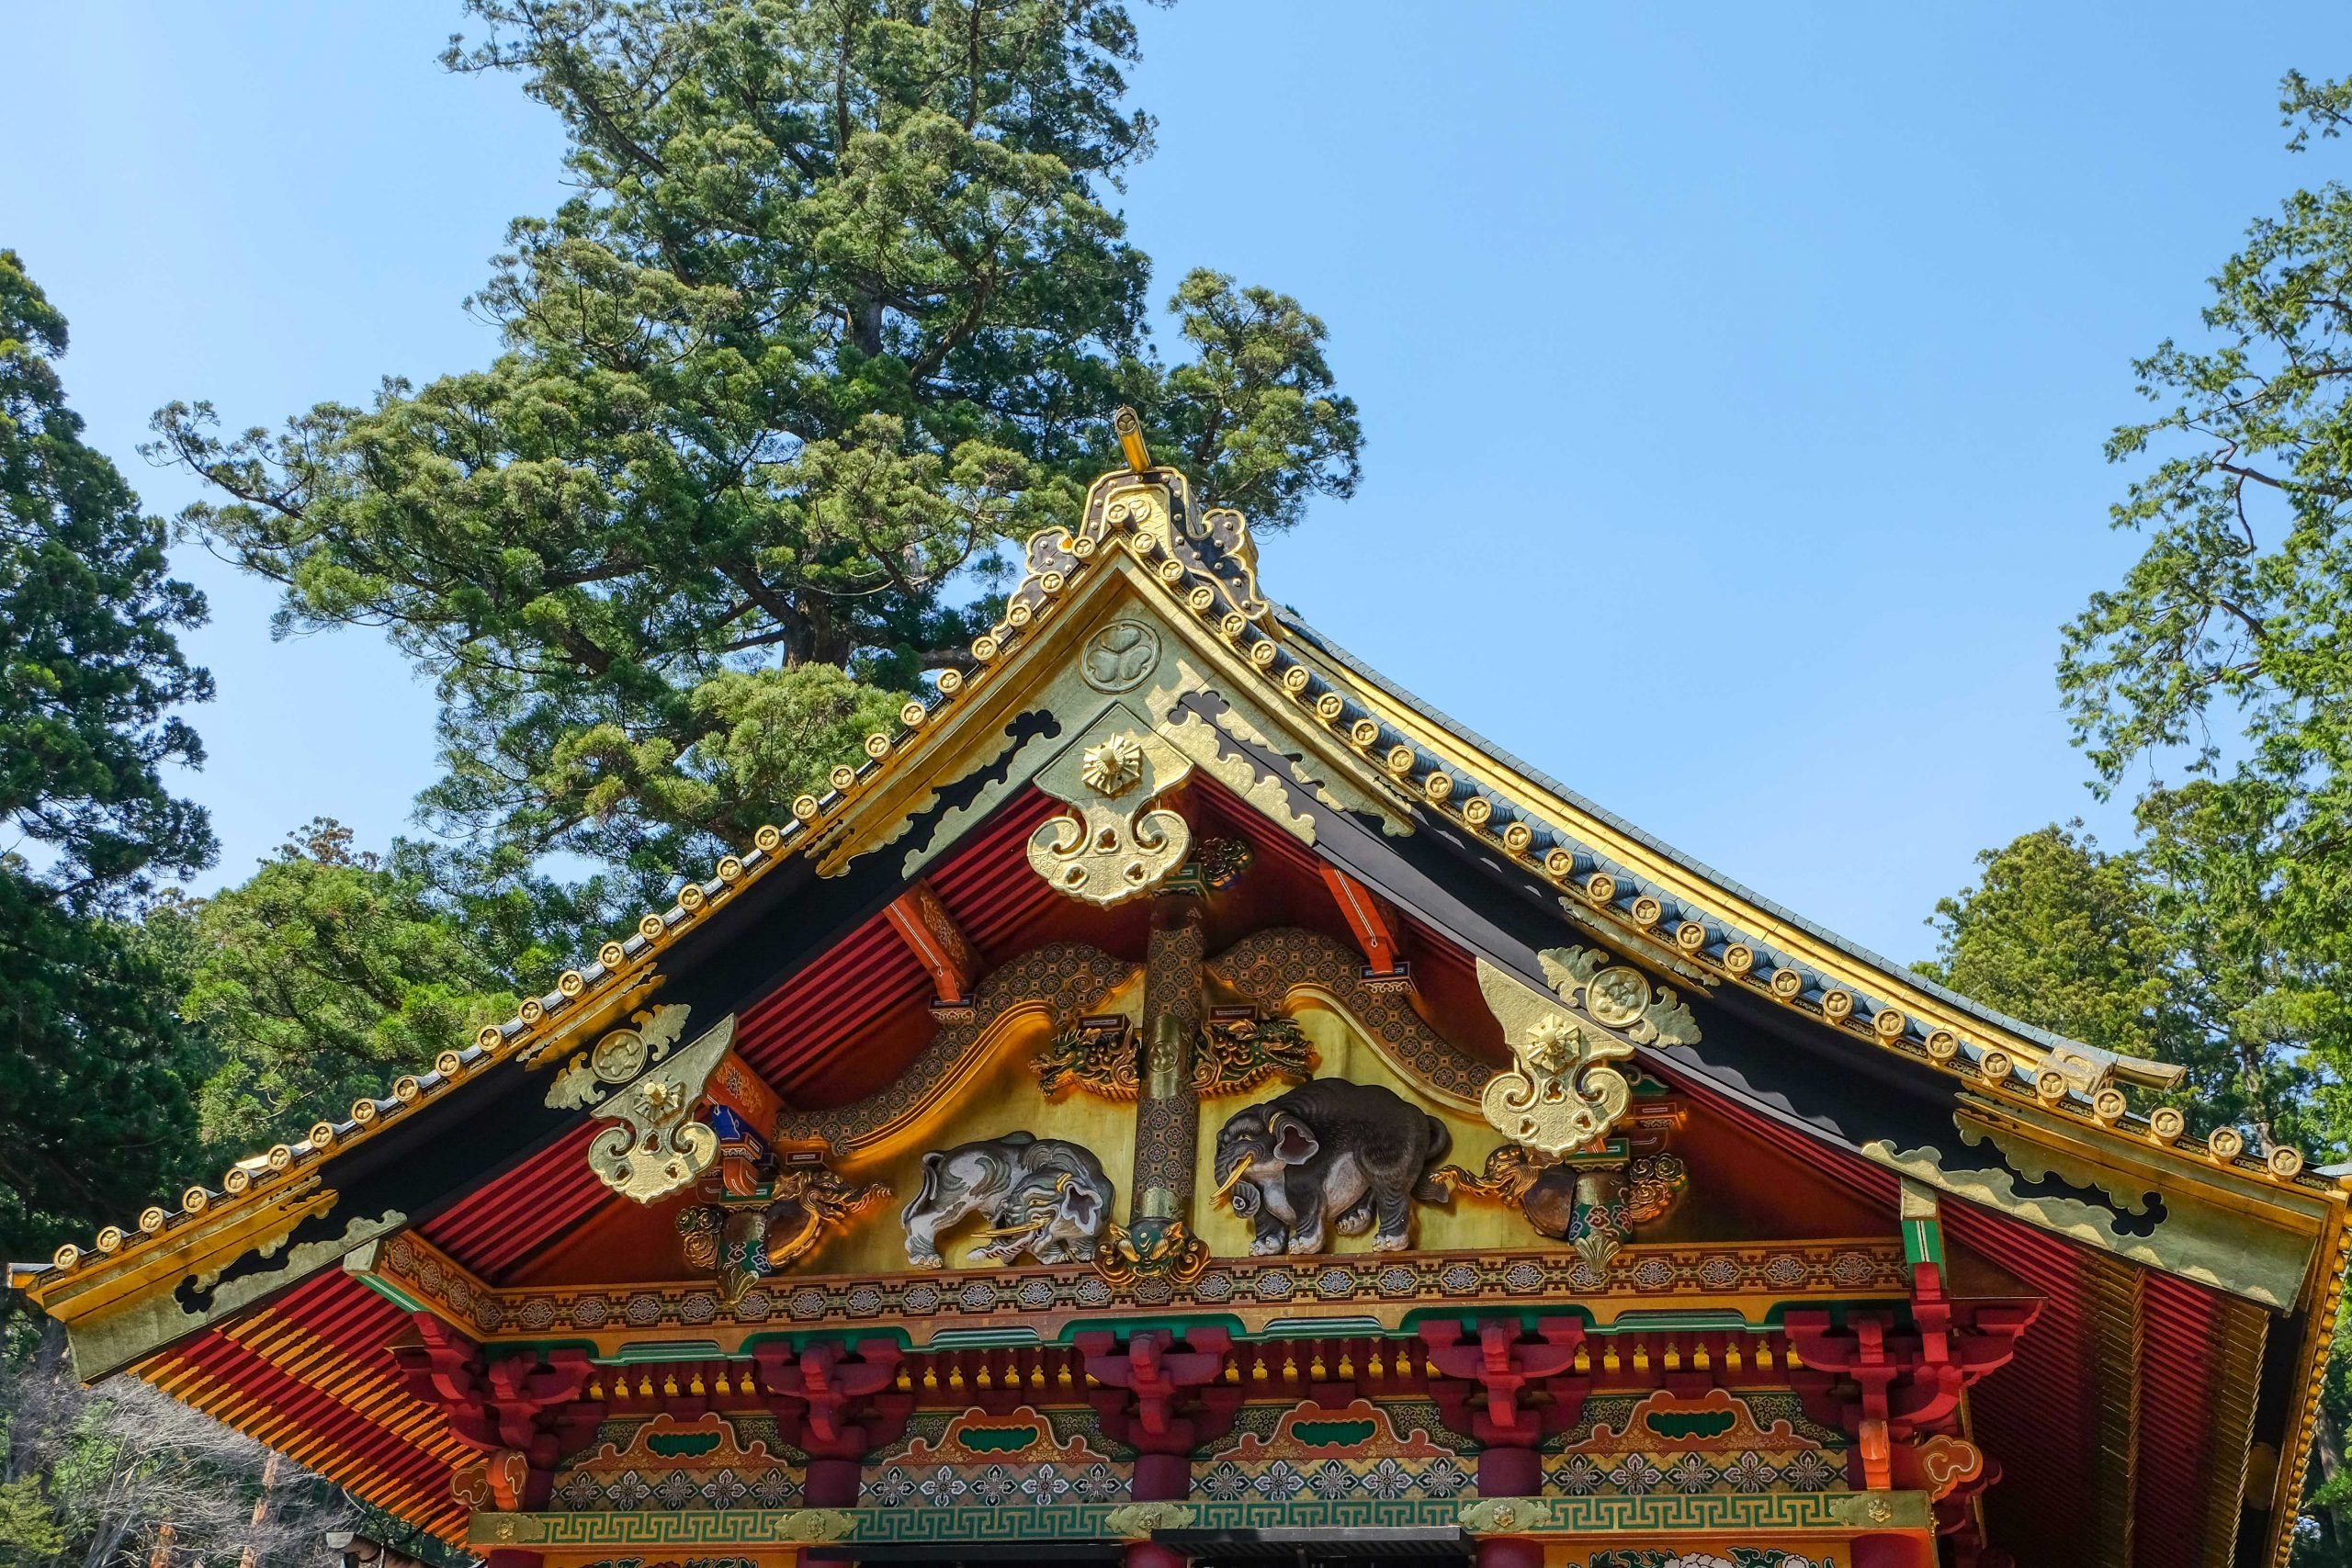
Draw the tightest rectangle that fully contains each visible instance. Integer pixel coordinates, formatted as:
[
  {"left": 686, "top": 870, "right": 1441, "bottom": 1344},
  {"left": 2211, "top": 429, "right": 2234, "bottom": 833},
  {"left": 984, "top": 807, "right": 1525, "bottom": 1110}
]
[{"left": 6, "top": 2, "right": 2346, "bottom": 963}]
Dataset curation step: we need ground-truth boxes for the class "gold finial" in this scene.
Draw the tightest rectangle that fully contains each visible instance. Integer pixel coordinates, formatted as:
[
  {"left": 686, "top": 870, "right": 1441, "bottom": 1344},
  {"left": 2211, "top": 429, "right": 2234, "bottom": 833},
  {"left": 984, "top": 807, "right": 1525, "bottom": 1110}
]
[{"left": 1114, "top": 406, "right": 1151, "bottom": 473}]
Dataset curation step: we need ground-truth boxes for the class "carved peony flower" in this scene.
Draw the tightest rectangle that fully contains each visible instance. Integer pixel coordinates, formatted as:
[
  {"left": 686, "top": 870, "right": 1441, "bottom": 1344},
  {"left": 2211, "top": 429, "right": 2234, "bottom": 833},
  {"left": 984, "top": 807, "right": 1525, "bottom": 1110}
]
[
  {"left": 635, "top": 1077, "right": 687, "bottom": 1121},
  {"left": 1521, "top": 1013, "right": 1583, "bottom": 1074},
  {"left": 1080, "top": 733, "right": 1144, "bottom": 796}
]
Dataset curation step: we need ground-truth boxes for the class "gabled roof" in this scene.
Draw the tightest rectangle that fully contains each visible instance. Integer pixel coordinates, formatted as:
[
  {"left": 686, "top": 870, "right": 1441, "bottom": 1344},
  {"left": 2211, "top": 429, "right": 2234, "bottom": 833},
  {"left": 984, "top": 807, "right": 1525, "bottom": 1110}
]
[{"left": 12, "top": 437, "right": 2348, "bottom": 1567}]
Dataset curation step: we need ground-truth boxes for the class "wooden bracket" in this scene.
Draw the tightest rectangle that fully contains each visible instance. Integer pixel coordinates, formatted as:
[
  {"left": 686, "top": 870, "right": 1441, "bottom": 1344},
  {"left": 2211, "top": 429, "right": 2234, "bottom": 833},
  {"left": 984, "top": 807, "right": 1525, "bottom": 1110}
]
[
  {"left": 752, "top": 1338, "right": 910, "bottom": 1459},
  {"left": 1319, "top": 865, "right": 1413, "bottom": 990},
  {"left": 390, "top": 1317, "right": 599, "bottom": 1510},
  {"left": 883, "top": 879, "right": 982, "bottom": 1018},
  {"left": 1418, "top": 1317, "right": 1585, "bottom": 1447},
  {"left": 1075, "top": 1325, "right": 1238, "bottom": 1455}
]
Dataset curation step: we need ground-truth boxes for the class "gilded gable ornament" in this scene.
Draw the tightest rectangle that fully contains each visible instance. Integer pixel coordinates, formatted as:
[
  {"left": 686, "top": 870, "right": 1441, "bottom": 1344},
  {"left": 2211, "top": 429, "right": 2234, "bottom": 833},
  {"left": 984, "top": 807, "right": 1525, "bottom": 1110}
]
[
  {"left": 1025, "top": 715, "right": 1194, "bottom": 907},
  {"left": 581, "top": 1013, "right": 739, "bottom": 1202},
  {"left": 544, "top": 1004, "right": 693, "bottom": 1111},
  {"left": 1474, "top": 951, "right": 1699, "bottom": 1156},
  {"left": 1540, "top": 946, "right": 1700, "bottom": 1046},
  {"left": 1482, "top": 1008, "right": 1634, "bottom": 1156}
]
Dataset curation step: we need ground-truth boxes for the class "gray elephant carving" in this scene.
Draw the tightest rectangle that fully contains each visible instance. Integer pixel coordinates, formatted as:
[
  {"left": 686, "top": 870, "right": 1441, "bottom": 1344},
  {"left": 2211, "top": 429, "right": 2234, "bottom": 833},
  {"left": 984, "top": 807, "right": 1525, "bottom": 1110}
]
[
  {"left": 1213, "top": 1078, "right": 1452, "bottom": 1254},
  {"left": 900, "top": 1132, "right": 1116, "bottom": 1268}
]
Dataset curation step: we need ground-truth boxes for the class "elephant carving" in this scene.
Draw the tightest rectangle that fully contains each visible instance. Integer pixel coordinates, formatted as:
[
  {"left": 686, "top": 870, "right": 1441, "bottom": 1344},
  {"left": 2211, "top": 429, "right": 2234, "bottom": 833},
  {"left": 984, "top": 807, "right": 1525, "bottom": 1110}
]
[
  {"left": 900, "top": 1133, "right": 1115, "bottom": 1268},
  {"left": 1213, "top": 1078, "right": 1452, "bottom": 1255}
]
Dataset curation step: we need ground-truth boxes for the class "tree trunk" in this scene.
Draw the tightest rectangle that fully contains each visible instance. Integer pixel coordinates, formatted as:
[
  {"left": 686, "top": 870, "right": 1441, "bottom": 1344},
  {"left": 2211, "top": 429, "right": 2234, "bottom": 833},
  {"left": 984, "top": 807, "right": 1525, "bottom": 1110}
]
[{"left": 2316, "top": 1407, "right": 2352, "bottom": 1550}]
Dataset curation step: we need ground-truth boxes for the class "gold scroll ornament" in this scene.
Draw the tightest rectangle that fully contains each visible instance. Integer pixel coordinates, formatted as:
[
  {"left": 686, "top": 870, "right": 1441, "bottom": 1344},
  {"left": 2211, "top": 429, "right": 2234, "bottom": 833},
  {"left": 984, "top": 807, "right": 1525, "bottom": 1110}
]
[
  {"left": 1025, "top": 716, "right": 1195, "bottom": 908},
  {"left": 1474, "top": 949, "right": 1697, "bottom": 1156},
  {"left": 582, "top": 1012, "right": 739, "bottom": 1202}
]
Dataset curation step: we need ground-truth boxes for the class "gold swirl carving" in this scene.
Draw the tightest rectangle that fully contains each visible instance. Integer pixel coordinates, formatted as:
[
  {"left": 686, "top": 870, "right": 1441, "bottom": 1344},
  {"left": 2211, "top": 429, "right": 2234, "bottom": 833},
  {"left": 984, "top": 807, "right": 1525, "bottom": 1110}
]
[
  {"left": 778, "top": 943, "right": 1137, "bottom": 1155},
  {"left": 1475, "top": 948, "right": 1699, "bottom": 1156},
  {"left": 583, "top": 1013, "right": 737, "bottom": 1203},
  {"left": 1460, "top": 1498, "right": 1554, "bottom": 1535},
  {"left": 544, "top": 1004, "right": 693, "bottom": 1111},
  {"left": 1480, "top": 1009, "right": 1632, "bottom": 1156},
  {"left": 1025, "top": 718, "right": 1194, "bottom": 908},
  {"left": 1092, "top": 1217, "right": 1209, "bottom": 1289},
  {"left": 1106, "top": 1502, "right": 1197, "bottom": 1538},
  {"left": 1540, "top": 946, "right": 1702, "bottom": 1046},
  {"left": 1206, "top": 928, "right": 1494, "bottom": 1104}
]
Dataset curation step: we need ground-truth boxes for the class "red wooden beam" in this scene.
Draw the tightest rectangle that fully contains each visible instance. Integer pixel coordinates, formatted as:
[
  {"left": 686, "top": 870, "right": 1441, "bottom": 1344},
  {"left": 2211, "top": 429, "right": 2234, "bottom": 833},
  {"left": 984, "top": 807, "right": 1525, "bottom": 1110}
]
[
  {"left": 1318, "top": 864, "right": 1412, "bottom": 989},
  {"left": 882, "top": 878, "right": 982, "bottom": 1017}
]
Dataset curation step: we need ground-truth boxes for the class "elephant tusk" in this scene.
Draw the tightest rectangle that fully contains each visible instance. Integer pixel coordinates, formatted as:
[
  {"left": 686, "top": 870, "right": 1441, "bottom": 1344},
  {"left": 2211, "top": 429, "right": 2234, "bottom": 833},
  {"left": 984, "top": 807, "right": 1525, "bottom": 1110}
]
[{"left": 1213, "top": 1156, "right": 1252, "bottom": 1206}]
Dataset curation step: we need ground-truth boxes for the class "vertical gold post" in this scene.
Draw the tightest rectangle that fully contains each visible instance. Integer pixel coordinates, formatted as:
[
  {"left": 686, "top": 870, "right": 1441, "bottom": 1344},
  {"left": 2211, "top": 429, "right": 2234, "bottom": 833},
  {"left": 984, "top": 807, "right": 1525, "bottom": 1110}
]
[{"left": 1114, "top": 406, "right": 1151, "bottom": 473}]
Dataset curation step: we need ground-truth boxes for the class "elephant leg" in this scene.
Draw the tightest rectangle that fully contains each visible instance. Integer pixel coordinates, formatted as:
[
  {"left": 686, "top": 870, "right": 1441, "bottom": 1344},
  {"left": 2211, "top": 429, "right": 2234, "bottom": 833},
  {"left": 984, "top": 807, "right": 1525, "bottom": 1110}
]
[
  {"left": 1287, "top": 1205, "right": 1329, "bottom": 1255},
  {"left": 904, "top": 1206, "right": 951, "bottom": 1269},
  {"left": 1250, "top": 1210, "right": 1289, "bottom": 1255},
  {"left": 1335, "top": 1194, "right": 1376, "bottom": 1236},
  {"left": 1372, "top": 1187, "right": 1414, "bottom": 1250}
]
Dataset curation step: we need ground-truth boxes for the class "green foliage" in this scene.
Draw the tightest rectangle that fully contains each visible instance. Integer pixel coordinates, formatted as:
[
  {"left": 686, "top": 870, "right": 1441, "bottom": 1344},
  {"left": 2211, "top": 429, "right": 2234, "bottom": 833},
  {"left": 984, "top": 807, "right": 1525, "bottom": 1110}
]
[
  {"left": 0, "top": 254, "right": 214, "bottom": 1260},
  {"left": 174, "top": 820, "right": 516, "bottom": 1152},
  {"left": 152, "top": 0, "right": 1363, "bottom": 910},
  {"left": 1151, "top": 269, "right": 1360, "bottom": 529},
  {"left": 2058, "top": 81, "right": 2352, "bottom": 1097},
  {"left": 1917, "top": 823, "right": 2182, "bottom": 1062},
  {"left": 0, "top": 1474, "right": 65, "bottom": 1562},
  {"left": 1970, "top": 70, "right": 2352, "bottom": 1560},
  {"left": 1917, "top": 819, "right": 2329, "bottom": 1150},
  {"left": 0, "top": 868, "right": 206, "bottom": 1261},
  {"left": 0, "top": 249, "right": 213, "bottom": 911}
]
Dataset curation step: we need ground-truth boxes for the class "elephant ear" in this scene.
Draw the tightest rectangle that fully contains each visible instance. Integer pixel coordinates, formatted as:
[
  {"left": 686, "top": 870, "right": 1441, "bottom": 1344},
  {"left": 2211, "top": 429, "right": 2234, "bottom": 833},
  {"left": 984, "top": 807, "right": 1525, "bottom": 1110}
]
[
  {"left": 1267, "top": 1111, "right": 1321, "bottom": 1165},
  {"left": 1059, "top": 1181, "right": 1102, "bottom": 1229}
]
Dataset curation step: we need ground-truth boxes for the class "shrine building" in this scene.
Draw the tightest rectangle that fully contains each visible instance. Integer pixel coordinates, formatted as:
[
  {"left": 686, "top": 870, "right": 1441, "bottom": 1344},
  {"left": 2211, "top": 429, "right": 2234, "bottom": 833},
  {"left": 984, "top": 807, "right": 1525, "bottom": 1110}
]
[{"left": 12, "top": 417, "right": 2347, "bottom": 1568}]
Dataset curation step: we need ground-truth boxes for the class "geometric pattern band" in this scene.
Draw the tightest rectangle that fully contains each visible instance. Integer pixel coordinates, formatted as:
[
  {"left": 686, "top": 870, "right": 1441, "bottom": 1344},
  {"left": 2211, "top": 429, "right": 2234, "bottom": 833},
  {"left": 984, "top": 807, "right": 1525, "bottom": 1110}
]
[
  {"left": 379, "top": 1229, "right": 1914, "bottom": 1348},
  {"left": 469, "top": 1491, "right": 1933, "bottom": 1548}
]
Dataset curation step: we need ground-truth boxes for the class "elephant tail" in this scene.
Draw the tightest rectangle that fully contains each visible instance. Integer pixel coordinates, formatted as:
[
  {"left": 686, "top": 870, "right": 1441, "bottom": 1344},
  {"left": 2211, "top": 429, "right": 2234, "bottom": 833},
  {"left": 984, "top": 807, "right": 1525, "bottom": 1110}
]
[
  {"left": 901, "top": 1149, "right": 947, "bottom": 1230},
  {"left": 1413, "top": 1115, "right": 1454, "bottom": 1202}
]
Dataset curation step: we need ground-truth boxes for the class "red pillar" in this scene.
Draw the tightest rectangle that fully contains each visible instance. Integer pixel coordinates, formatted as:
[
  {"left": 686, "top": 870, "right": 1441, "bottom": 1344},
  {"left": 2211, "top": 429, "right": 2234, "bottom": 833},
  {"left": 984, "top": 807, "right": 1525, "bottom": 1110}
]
[{"left": 1474, "top": 1447, "right": 1544, "bottom": 1568}]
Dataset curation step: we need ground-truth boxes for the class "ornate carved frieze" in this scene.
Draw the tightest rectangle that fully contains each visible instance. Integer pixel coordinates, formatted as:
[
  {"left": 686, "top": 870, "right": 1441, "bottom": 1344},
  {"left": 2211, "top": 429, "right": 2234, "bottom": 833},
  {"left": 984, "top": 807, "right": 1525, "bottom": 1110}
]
[
  {"left": 1193, "top": 1012, "right": 1315, "bottom": 1097},
  {"left": 775, "top": 942, "right": 1137, "bottom": 1156},
  {"left": 1437, "top": 1145, "right": 1689, "bottom": 1266},
  {"left": 1035, "top": 1014, "right": 1140, "bottom": 1100},
  {"left": 1208, "top": 928, "right": 1492, "bottom": 1103},
  {"left": 900, "top": 1134, "right": 1116, "bottom": 1269},
  {"left": 1211, "top": 1079, "right": 1454, "bottom": 1255},
  {"left": 1035, "top": 1010, "right": 1314, "bottom": 1101},
  {"left": 678, "top": 1156, "right": 889, "bottom": 1306},
  {"left": 360, "top": 1227, "right": 1914, "bottom": 1351}
]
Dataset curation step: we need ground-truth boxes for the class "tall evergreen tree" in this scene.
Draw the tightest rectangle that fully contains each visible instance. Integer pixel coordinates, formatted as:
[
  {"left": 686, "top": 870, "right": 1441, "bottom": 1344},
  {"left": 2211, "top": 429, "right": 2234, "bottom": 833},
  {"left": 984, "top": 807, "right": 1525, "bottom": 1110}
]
[
  {"left": 2055, "top": 71, "right": 2352, "bottom": 1152},
  {"left": 0, "top": 252, "right": 213, "bottom": 1258},
  {"left": 153, "top": 0, "right": 1362, "bottom": 914},
  {"left": 1951, "top": 71, "right": 2352, "bottom": 1562},
  {"left": 1, "top": 251, "right": 213, "bottom": 908}
]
